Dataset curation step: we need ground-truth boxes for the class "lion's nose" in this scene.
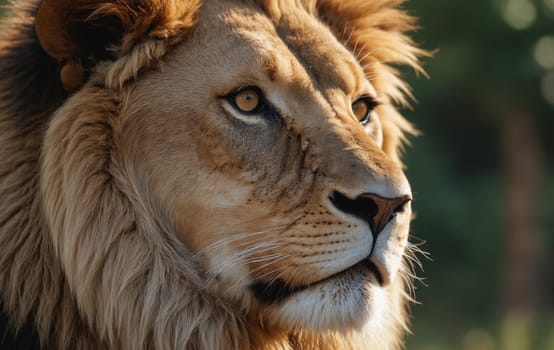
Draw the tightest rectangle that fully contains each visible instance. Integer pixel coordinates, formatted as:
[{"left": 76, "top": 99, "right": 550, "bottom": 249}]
[{"left": 330, "top": 191, "right": 411, "bottom": 238}]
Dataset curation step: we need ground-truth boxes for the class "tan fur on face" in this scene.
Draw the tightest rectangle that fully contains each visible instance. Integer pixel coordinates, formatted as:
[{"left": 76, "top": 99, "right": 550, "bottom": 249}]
[{"left": 0, "top": 0, "right": 426, "bottom": 349}]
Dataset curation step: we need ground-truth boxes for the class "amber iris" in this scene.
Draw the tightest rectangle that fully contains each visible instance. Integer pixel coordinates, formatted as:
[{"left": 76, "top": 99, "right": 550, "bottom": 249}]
[
  {"left": 234, "top": 88, "right": 261, "bottom": 113},
  {"left": 352, "top": 98, "right": 372, "bottom": 125}
]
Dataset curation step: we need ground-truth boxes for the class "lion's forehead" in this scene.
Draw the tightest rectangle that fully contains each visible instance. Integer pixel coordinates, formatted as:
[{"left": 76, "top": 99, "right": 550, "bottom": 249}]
[{"left": 198, "top": 0, "right": 367, "bottom": 99}]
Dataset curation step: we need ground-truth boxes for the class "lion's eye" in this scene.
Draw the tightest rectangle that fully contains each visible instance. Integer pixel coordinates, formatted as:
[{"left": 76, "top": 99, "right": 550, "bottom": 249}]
[
  {"left": 230, "top": 87, "right": 265, "bottom": 114},
  {"left": 352, "top": 97, "right": 379, "bottom": 125}
]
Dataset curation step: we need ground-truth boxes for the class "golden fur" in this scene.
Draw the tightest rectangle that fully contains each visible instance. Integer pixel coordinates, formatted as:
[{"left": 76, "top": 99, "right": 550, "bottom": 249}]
[{"left": 0, "top": 0, "right": 426, "bottom": 349}]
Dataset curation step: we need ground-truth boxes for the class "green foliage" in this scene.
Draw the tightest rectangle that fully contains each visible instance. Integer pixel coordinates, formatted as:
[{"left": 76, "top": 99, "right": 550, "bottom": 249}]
[{"left": 401, "top": 0, "right": 554, "bottom": 348}]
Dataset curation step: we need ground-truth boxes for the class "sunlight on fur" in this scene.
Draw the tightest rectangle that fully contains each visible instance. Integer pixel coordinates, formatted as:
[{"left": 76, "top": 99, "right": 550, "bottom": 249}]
[{"left": 0, "top": 0, "right": 427, "bottom": 349}]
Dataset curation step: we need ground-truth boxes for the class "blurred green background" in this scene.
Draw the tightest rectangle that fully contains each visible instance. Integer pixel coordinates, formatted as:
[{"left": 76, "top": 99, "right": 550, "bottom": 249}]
[
  {"left": 1, "top": 0, "right": 552, "bottom": 349},
  {"left": 402, "top": 1, "right": 554, "bottom": 349}
]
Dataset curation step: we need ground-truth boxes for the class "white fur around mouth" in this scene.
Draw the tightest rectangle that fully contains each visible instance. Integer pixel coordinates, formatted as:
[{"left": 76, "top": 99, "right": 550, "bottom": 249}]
[{"left": 251, "top": 257, "right": 382, "bottom": 304}]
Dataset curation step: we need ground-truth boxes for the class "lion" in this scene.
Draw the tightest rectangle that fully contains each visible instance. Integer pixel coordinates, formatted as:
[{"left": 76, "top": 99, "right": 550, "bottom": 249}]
[{"left": 0, "top": 0, "right": 426, "bottom": 349}]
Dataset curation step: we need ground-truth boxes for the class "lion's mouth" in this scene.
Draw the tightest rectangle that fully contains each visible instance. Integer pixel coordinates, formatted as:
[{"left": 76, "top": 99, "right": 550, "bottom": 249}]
[{"left": 250, "top": 258, "right": 383, "bottom": 304}]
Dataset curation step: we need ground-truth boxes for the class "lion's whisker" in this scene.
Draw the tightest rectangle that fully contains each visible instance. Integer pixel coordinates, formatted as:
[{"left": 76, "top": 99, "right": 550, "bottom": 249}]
[
  {"left": 201, "top": 241, "right": 287, "bottom": 285},
  {"left": 193, "top": 227, "right": 287, "bottom": 258},
  {"left": 221, "top": 255, "right": 290, "bottom": 298}
]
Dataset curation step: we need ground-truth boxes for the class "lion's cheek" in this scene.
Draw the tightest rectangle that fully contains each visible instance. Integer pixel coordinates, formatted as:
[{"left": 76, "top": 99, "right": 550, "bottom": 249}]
[{"left": 170, "top": 179, "right": 275, "bottom": 261}]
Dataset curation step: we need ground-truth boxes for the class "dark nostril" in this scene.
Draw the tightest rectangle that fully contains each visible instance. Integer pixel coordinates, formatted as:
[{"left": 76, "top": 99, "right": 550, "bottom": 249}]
[
  {"left": 330, "top": 191, "right": 411, "bottom": 238},
  {"left": 330, "top": 191, "right": 378, "bottom": 221}
]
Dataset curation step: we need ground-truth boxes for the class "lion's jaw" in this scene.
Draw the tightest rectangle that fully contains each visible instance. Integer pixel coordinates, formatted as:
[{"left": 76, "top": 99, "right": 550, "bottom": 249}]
[{"left": 122, "top": 0, "right": 412, "bottom": 334}]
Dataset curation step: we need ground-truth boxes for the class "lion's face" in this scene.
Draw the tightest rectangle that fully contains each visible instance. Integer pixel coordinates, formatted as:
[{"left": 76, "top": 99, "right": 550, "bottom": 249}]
[{"left": 119, "top": 0, "right": 412, "bottom": 331}]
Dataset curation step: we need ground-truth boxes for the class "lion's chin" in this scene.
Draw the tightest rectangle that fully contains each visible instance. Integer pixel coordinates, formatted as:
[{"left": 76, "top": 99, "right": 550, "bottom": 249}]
[{"left": 257, "top": 262, "right": 387, "bottom": 331}]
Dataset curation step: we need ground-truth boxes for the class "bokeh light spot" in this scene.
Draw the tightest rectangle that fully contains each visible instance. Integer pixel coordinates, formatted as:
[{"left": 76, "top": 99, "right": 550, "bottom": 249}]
[
  {"left": 534, "top": 36, "right": 554, "bottom": 69},
  {"left": 463, "top": 329, "right": 495, "bottom": 350},
  {"left": 544, "top": 0, "right": 554, "bottom": 11},
  {"left": 503, "top": 0, "right": 537, "bottom": 29}
]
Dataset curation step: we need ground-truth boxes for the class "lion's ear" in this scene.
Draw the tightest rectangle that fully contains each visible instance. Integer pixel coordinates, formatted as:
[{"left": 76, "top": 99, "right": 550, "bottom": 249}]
[{"left": 35, "top": 0, "right": 200, "bottom": 92}]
